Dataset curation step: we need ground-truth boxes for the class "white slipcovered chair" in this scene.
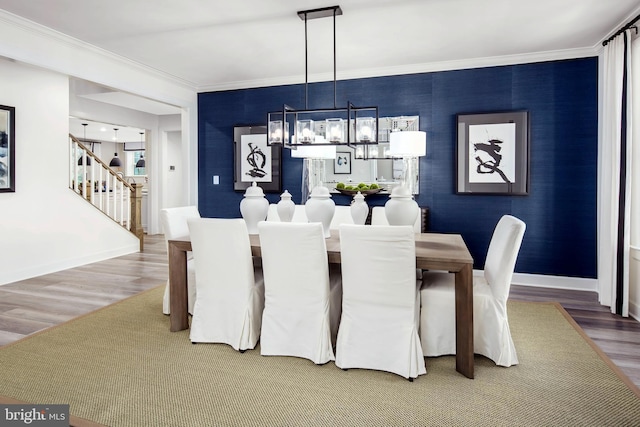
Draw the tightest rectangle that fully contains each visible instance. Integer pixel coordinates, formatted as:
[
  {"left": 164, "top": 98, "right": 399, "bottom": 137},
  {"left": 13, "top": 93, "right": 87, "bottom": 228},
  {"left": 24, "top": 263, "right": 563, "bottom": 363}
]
[
  {"left": 329, "top": 205, "right": 354, "bottom": 229},
  {"left": 160, "top": 206, "right": 199, "bottom": 315},
  {"left": 370, "top": 205, "right": 421, "bottom": 232},
  {"left": 371, "top": 205, "right": 424, "bottom": 279},
  {"left": 257, "top": 221, "right": 340, "bottom": 364},
  {"left": 336, "top": 224, "right": 426, "bottom": 380},
  {"left": 419, "top": 215, "right": 526, "bottom": 367},
  {"left": 266, "top": 204, "right": 309, "bottom": 222},
  {"left": 187, "top": 218, "right": 264, "bottom": 351}
]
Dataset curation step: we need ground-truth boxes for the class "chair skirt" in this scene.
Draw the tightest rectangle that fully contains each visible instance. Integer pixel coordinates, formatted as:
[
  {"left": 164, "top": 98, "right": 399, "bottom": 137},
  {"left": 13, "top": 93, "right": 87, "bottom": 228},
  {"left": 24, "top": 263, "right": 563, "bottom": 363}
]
[{"left": 419, "top": 271, "right": 518, "bottom": 367}]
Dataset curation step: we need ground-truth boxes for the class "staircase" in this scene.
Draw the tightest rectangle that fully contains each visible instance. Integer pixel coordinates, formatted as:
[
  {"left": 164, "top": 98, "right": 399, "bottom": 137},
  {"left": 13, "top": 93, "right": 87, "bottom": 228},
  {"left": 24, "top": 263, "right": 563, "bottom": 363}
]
[{"left": 69, "top": 134, "right": 144, "bottom": 250}]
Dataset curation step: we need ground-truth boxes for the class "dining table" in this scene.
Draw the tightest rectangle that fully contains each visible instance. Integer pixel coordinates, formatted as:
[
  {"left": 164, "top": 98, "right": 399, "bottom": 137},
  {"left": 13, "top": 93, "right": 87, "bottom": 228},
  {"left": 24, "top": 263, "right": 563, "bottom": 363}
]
[{"left": 168, "top": 229, "right": 475, "bottom": 379}]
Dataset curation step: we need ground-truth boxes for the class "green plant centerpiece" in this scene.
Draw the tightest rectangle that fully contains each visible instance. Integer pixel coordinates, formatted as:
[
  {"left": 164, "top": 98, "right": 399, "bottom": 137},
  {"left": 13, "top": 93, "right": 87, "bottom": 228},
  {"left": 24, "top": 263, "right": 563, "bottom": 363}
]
[{"left": 334, "top": 182, "right": 383, "bottom": 196}]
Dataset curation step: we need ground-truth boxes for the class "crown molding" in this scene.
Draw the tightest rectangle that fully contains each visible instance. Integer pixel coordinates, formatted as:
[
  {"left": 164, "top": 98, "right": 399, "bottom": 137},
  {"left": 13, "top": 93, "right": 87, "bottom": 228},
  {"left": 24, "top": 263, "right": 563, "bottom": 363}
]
[
  {"left": 196, "top": 46, "right": 600, "bottom": 93},
  {"left": 0, "top": 9, "right": 602, "bottom": 96},
  {"left": 0, "top": 10, "right": 198, "bottom": 93}
]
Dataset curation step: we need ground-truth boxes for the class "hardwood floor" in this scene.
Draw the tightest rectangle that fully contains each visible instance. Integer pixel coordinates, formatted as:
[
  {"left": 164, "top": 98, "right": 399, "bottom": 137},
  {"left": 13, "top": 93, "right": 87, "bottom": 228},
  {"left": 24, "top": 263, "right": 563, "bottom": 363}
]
[
  {"left": 509, "top": 284, "right": 640, "bottom": 387},
  {"left": 1, "top": 234, "right": 638, "bottom": 388},
  {"left": 0, "top": 234, "right": 168, "bottom": 346}
]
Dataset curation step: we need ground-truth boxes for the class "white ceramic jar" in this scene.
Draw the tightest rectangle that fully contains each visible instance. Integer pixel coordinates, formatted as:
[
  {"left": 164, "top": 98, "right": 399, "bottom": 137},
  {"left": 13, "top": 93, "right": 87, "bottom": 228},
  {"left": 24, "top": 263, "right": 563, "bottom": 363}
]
[
  {"left": 277, "top": 190, "right": 295, "bottom": 222},
  {"left": 305, "top": 186, "right": 335, "bottom": 238},
  {"left": 350, "top": 191, "right": 369, "bottom": 225},
  {"left": 240, "top": 182, "right": 269, "bottom": 234},
  {"left": 384, "top": 185, "right": 419, "bottom": 227}
]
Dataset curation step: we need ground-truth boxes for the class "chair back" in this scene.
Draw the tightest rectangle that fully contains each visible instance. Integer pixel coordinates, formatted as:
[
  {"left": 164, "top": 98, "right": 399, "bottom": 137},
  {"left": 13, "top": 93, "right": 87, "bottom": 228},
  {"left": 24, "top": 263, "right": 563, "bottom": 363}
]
[
  {"left": 259, "top": 221, "right": 329, "bottom": 305},
  {"left": 371, "top": 206, "right": 421, "bottom": 232},
  {"left": 188, "top": 218, "right": 255, "bottom": 303},
  {"left": 187, "top": 218, "right": 262, "bottom": 349},
  {"left": 159, "top": 206, "right": 200, "bottom": 315},
  {"left": 370, "top": 206, "right": 387, "bottom": 225},
  {"left": 160, "top": 206, "right": 200, "bottom": 243},
  {"left": 257, "top": 221, "right": 334, "bottom": 363},
  {"left": 337, "top": 224, "right": 425, "bottom": 378},
  {"left": 484, "top": 215, "right": 526, "bottom": 302},
  {"left": 266, "top": 204, "right": 279, "bottom": 221},
  {"left": 266, "top": 204, "right": 308, "bottom": 222},
  {"left": 339, "top": 224, "right": 416, "bottom": 315},
  {"left": 329, "top": 205, "right": 354, "bottom": 229}
]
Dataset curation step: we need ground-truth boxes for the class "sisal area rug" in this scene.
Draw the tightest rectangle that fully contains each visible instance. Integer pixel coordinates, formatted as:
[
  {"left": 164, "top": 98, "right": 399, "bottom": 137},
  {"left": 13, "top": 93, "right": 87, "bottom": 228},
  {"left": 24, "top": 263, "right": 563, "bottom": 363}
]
[{"left": 0, "top": 286, "right": 638, "bottom": 426}]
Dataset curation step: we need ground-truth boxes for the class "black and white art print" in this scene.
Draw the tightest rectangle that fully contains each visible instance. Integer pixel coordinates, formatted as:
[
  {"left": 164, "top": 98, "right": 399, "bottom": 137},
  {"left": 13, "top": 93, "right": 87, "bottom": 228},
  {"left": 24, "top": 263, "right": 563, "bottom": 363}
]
[
  {"left": 240, "top": 134, "right": 272, "bottom": 183},
  {"left": 468, "top": 122, "right": 515, "bottom": 184},
  {"left": 456, "top": 111, "right": 529, "bottom": 195},
  {"left": 233, "top": 125, "right": 282, "bottom": 193}
]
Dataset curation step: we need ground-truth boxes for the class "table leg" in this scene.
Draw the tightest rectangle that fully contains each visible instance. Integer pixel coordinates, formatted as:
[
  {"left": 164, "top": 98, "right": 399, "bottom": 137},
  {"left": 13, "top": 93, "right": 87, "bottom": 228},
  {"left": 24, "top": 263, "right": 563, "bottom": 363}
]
[
  {"left": 169, "top": 242, "right": 189, "bottom": 332},
  {"left": 455, "top": 263, "right": 474, "bottom": 378}
]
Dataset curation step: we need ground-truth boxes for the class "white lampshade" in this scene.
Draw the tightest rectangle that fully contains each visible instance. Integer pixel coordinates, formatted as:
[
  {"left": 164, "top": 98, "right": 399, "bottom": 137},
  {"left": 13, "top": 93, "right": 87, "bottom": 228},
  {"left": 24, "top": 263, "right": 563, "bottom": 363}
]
[
  {"left": 290, "top": 143, "right": 337, "bottom": 159},
  {"left": 389, "top": 131, "right": 426, "bottom": 157}
]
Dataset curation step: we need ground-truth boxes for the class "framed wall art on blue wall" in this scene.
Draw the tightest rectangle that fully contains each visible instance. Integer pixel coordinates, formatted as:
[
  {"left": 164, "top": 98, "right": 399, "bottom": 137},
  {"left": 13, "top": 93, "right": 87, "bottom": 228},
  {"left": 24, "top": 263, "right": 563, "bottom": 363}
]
[
  {"left": 233, "top": 124, "right": 282, "bottom": 193},
  {"left": 456, "top": 110, "right": 529, "bottom": 195}
]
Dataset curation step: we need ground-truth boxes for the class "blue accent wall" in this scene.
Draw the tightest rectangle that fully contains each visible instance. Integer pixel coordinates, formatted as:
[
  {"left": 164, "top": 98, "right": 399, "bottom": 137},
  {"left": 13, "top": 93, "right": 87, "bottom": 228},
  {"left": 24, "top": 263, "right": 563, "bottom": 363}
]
[{"left": 198, "top": 57, "right": 598, "bottom": 278}]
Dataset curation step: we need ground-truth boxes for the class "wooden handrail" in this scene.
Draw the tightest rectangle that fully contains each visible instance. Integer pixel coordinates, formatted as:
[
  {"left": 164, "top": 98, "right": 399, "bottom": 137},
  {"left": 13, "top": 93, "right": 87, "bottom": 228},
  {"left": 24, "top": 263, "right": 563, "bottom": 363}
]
[{"left": 69, "top": 134, "right": 134, "bottom": 192}]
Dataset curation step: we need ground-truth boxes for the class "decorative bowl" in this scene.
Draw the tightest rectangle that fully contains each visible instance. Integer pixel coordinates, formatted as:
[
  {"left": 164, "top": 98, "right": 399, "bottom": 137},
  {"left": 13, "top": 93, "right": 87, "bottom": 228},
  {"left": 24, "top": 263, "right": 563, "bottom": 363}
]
[{"left": 335, "top": 187, "right": 384, "bottom": 196}]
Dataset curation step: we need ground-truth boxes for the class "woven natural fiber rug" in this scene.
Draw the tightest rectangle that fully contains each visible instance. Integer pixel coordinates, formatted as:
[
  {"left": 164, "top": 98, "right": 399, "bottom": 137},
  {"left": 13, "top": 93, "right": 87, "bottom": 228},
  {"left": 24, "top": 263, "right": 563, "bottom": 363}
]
[{"left": 0, "top": 286, "right": 638, "bottom": 427}]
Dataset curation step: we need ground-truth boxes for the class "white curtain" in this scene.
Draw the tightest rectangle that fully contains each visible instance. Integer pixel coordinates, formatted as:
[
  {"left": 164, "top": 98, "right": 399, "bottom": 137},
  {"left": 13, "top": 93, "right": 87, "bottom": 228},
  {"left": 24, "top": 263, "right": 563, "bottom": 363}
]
[
  {"left": 598, "top": 29, "right": 635, "bottom": 316},
  {"left": 631, "top": 34, "right": 640, "bottom": 317}
]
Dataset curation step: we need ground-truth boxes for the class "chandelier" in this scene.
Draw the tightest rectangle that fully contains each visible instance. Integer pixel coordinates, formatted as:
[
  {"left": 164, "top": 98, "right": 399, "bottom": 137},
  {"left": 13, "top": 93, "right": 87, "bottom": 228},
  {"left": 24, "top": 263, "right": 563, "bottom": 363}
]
[{"left": 267, "top": 6, "right": 379, "bottom": 150}]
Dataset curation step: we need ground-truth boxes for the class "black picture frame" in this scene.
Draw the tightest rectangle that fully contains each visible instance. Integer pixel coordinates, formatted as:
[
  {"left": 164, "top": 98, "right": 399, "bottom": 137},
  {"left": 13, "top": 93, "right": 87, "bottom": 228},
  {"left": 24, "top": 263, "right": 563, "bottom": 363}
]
[
  {"left": 0, "top": 104, "right": 15, "bottom": 193},
  {"left": 334, "top": 151, "right": 351, "bottom": 174},
  {"left": 233, "top": 124, "right": 282, "bottom": 193},
  {"left": 456, "top": 110, "right": 529, "bottom": 195}
]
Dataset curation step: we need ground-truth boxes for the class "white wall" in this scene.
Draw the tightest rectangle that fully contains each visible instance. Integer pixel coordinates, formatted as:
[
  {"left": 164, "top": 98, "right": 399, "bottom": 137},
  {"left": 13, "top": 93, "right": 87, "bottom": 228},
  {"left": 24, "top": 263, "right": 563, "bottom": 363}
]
[
  {"left": 0, "top": 59, "right": 139, "bottom": 286},
  {"left": 164, "top": 130, "right": 184, "bottom": 209},
  {"left": 0, "top": 10, "right": 198, "bottom": 238}
]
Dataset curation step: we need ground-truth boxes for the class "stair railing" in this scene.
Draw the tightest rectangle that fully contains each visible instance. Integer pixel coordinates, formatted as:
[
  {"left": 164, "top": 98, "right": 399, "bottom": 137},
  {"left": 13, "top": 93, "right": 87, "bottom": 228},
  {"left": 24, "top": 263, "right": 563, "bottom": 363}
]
[{"left": 69, "top": 134, "right": 144, "bottom": 250}]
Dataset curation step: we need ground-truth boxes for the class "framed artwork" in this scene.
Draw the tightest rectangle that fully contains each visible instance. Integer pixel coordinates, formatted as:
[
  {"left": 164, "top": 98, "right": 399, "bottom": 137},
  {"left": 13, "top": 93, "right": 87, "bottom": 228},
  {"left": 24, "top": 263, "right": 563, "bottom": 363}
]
[
  {"left": 233, "top": 124, "right": 282, "bottom": 193},
  {"left": 456, "top": 110, "right": 529, "bottom": 195},
  {"left": 0, "top": 104, "right": 15, "bottom": 193},
  {"left": 334, "top": 151, "right": 351, "bottom": 174}
]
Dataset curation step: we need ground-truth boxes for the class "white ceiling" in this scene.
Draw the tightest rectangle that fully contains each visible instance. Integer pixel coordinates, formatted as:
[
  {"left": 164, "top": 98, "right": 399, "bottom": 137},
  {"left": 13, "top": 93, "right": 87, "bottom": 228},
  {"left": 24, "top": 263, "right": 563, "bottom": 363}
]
[{"left": 0, "top": 0, "right": 639, "bottom": 92}]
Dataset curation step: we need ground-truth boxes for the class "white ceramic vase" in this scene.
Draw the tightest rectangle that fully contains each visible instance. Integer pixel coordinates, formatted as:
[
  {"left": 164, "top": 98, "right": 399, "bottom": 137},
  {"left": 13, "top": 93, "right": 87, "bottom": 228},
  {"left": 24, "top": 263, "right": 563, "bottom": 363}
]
[
  {"left": 385, "top": 185, "right": 419, "bottom": 227},
  {"left": 305, "top": 186, "right": 335, "bottom": 238},
  {"left": 350, "top": 191, "right": 369, "bottom": 225},
  {"left": 240, "top": 182, "right": 269, "bottom": 234},
  {"left": 277, "top": 190, "right": 295, "bottom": 222}
]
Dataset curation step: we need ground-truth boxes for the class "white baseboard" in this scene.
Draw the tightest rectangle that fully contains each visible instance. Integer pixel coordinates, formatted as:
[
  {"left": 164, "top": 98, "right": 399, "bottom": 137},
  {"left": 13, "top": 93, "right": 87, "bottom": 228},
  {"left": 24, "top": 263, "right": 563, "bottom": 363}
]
[
  {"left": 472, "top": 270, "right": 598, "bottom": 293},
  {"left": 473, "top": 270, "right": 640, "bottom": 320},
  {"left": 629, "top": 301, "right": 640, "bottom": 322},
  {"left": 512, "top": 272, "right": 598, "bottom": 292},
  {"left": 0, "top": 244, "right": 139, "bottom": 286}
]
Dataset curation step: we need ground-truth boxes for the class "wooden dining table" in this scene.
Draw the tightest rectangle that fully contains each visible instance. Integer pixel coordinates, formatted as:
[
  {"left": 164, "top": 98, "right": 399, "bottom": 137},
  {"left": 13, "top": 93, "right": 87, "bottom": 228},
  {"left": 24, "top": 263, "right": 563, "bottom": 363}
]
[{"left": 168, "top": 230, "right": 475, "bottom": 379}]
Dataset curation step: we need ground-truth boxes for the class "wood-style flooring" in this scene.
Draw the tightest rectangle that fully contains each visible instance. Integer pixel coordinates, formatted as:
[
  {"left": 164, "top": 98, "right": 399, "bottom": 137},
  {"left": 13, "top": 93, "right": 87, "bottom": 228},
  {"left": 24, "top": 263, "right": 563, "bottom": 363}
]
[{"left": 0, "top": 234, "right": 638, "bottom": 388}]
